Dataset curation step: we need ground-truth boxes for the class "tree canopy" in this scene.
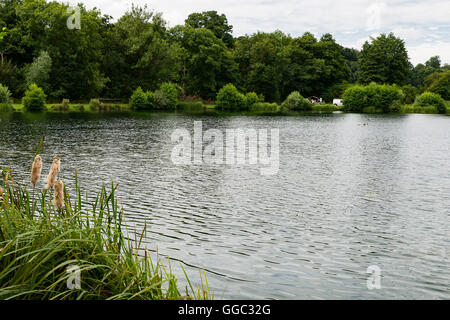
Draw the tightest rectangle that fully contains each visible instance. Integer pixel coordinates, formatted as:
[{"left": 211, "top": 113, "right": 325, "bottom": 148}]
[{"left": 0, "top": 0, "right": 446, "bottom": 103}]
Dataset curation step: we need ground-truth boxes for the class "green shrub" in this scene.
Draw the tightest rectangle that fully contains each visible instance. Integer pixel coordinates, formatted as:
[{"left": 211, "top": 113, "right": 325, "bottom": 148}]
[
  {"left": 245, "top": 92, "right": 260, "bottom": 107},
  {"left": 22, "top": 83, "right": 46, "bottom": 111},
  {"left": 342, "top": 84, "right": 402, "bottom": 113},
  {"left": 216, "top": 84, "right": 247, "bottom": 111},
  {"left": 371, "top": 84, "right": 403, "bottom": 113},
  {"left": 342, "top": 85, "right": 366, "bottom": 112},
  {"left": 415, "top": 92, "right": 446, "bottom": 113},
  {"left": 281, "top": 91, "right": 312, "bottom": 111},
  {"left": 426, "top": 70, "right": 450, "bottom": 100},
  {"left": 401, "top": 85, "right": 418, "bottom": 104},
  {"left": 158, "top": 82, "right": 181, "bottom": 110},
  {"left": 0, "top": 83, "right": 11, "bottom": 104},
  {"left": 129, "top": 87, "right": 147, "bottom": 109},
  {"left": 89, "top": 99, "right": 101, "bottom": 110},
  {"left": 145, "top": 91, "right": 157, "bottom": 109}
]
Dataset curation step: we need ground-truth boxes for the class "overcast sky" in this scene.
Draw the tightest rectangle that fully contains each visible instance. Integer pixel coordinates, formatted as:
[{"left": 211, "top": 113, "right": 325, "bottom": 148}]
[{"left": 65, "top": 0, "right": 450, "bottom": 66}]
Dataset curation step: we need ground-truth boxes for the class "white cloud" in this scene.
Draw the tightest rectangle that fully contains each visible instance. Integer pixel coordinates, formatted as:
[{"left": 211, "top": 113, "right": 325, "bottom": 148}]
[{"left": 64, "top": 0, "right": 450, "bottom": 65}]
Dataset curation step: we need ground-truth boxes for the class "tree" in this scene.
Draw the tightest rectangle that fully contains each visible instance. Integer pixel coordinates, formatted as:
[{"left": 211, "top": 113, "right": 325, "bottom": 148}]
[
  {"left": 234, "top": 31, "right": 291, "bottom": 102},
  {"left": 102, "top": 5, "right": 183, "bottom": 98},
  {"left": 425, "top": 70, "right": 450, "bottom": 100},
  {"left": 185, "top": 11, "right": 234, "bottom": 48},
  {"left": 358, "top": 33, "right": 410, "bottom": 85},
  {"left": 25, "top": 50, "right": 51, "bottom": 92},
  {"left": 425, "top": 56, "right": 441, "bottom": 69},
  {"left": 409, "top": 56, "right": 445, "bottom": 89},
  {"left": 175, "top": 26, "right": 237, "bottom": 99}
]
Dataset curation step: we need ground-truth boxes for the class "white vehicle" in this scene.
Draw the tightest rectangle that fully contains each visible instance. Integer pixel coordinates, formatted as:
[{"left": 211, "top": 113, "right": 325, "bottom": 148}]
[{"left": 333, "top": 99, "right": 343, "bottom": 106}]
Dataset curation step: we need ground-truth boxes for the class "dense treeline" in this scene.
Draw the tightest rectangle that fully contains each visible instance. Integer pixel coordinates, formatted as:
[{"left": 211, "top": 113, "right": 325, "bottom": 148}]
[{"left": 0, "top": 0, "right": 448, "bottom": 103}]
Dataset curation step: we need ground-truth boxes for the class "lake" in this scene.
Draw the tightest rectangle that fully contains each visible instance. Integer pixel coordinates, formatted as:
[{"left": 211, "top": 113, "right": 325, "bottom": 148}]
[{"left": 0, "top": 111, "right": 449, "bottom": 299}]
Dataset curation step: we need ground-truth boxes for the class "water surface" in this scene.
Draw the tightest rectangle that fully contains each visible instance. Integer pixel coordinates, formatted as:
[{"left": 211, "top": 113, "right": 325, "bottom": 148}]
[{"left": 0, "top": 111, "right": 449, "bottom": 299}]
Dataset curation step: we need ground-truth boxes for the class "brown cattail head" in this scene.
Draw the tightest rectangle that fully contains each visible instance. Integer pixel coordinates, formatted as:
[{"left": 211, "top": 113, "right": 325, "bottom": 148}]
[
  {"left": 30, "top": 155, "right": 43, "bottom": 187},
  {"left": 53, "top": 179, "right": 64, "bottom": 210},
  {"left": 0, "top": 185, "right": 3, "bottom": 195},
  {"left": 45, "top": 155, "right": 60, "bottom": 189}
]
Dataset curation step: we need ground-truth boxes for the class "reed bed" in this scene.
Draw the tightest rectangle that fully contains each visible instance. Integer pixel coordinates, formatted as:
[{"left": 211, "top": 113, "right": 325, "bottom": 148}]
[{"left": 0, "top": 151, "right": 211, "bottom": 300}]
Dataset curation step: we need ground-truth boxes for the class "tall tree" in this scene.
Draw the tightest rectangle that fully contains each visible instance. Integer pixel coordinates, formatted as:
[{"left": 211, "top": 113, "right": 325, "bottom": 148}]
[
  {"left": 101, "top": 5, "right": 183, "bottom": 97},
  {"left": 358, "top": 33, "right": 410, "bottom": 85},
  {"left": 185, "top": 11, "right": 234, "bottom": 48},
  {"left": 172, "top": 25, "right": 237, "bottom": 99}
]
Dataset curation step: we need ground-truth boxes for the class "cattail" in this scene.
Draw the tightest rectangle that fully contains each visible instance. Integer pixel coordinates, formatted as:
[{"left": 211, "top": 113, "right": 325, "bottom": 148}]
[
  {"left": 30, "top": 155, "right": 43, "bottom": 187},
  {"left": 0, "top": 185, "right": 3, "bottom": 195},
  {"left": 45, "top": 155, "right": 60, "bottom": 189},
  {"left": 53, "top": 179, "right": 64, "bottom": 210}
]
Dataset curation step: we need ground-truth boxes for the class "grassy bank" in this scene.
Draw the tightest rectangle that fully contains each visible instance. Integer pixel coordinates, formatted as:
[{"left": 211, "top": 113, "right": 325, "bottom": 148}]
[
  {"left": 0, "top": 165, "right": 210, "bottom": 300},
  {"left": 5, "top": 103, "right": 131, "bottom": 113},
  {"left": 2, "top": 101, "right": 450, "bottom": 115}
]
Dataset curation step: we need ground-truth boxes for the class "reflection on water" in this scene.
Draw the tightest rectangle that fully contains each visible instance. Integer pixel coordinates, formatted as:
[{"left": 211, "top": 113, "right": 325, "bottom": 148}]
[{"left": 0, "top": 111, "right": 449, "bottom": 299}]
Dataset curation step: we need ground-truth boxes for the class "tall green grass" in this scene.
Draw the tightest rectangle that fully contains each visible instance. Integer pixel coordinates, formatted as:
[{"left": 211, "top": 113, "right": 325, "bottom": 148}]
[{"left": 0, "top": 168, "right": 211, "bottom": 300}]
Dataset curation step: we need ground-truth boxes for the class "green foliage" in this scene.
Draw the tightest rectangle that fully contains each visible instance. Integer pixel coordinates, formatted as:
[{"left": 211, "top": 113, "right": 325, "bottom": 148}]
[
  {"left": 145, "top": 91, "right": 157, "bottom": 109},
  {"left": 216, "top": 83, "right": 247, "bottom": 111},
  {"left": 0, "top": 83, "right": 11, "bottom": 104},
  {"left": 311, "top": 104, "right": 341, "bottom": 113},
  {"left": 89, "top": 99, "right": 101, "bottom": 110},
  {"left": 425, "top": 70, "right": 450, "bottom": 100},
  {"left": 401, "top": 85, "right": 418, "bottom": 104},
  {"left": 158, "top": 82, "right": 181, "bottom": 110},
  {"left": 358, "top": 33, "right": 410, "bottom": 85},
  {"left": 185, "top": 11, "right": 234, "bottom": 48},
  {"left": 22, "top": 84, "right": 46, "bottom": 111},
  {"left": 129, "top": 87, "right": 147, "bottom": 109},
  {"left": 175, "top": 26, "right": 237, "bottom": 99},
  {"left": 25, "top": 51, "right": 52, "bottom": 93},
  {"left": 323, "top": 83, "right": 354, "bottom": 103},
  {"left": 245, "top": 92, "right": 260, "bottom": 107},
  {"left": 0, "top": 169, "right": 211, "bottom": 300},
  {"left": 414, "top": 92, "right": 446, "bottom": 113},
  {"left": 105, "top": 5, "right": 183, "bottom": 98},
  {"left": 235, "top": 31, "right": 350, "bottom": 103},
  {"left": 281, "top": 91, "right": 312, "bottom": 111},
  {"left": 343, "top": 84, "right": 403, "bottom": 113},
  {"left": 249, "top": 102, "right": 279, "bottom": 113}
]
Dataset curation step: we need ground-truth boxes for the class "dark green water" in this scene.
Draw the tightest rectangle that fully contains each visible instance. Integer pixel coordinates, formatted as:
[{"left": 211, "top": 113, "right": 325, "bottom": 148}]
[{"left": 0, "top": 111, "right": 449, "bottom": 299}]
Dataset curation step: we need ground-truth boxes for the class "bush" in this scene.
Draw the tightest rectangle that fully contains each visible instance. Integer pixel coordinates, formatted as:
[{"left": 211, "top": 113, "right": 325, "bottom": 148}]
[
  {"left": 415, "top": 92, "right": 446, "bottom": 113},
  {"left": 145, "top": 91, "right": 157, "bottom": 109},
  {"left": 0, "top": 83, "right": 11, "bottom": 104},
  {"left": 342, "top": 84, "right": 402, "bottom": 113},
  {"left": 245, "top": 92, "right": 260, "bottom": 107},
  {"left": 281, "top": 91, "right": 312, "bottom": 111},
  {"left": 89, "top": 99, "right": 101, "bottom": 110},
  {"left": 342, "top": 85, "right": 366, "bottom": 112},
  {"left": 401, "top": 85, "right": 418, "bottom": 104},
  {"left": 370, "top": 84, "right": 403, "bottom": 113},
  {"left": 22, "top": 83, "right": 46, "bottom": 111},
  {"left": 216, "top": 84, "right": 247, "bottom": 111},
  {"left": 158, "top": 82, "right": 181, "bottom": 110},
  {"left": 129, "top": 87, "right": 147, "bottom": 109},
  {"left": 426, "top": 70, "right": 450, "bottom": 100}
]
